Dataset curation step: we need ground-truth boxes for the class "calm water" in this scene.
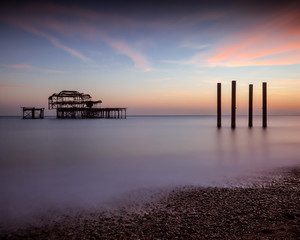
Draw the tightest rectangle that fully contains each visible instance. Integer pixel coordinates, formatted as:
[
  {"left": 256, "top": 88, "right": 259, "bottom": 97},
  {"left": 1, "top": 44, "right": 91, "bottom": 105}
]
[{"left": 0, "top": 115, "right": 299, "bottom": 228}]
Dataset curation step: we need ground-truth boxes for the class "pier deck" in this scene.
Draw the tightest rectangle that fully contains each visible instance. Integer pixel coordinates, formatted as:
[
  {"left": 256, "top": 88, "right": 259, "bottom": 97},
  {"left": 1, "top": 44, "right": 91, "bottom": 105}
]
[{"left": 56, "top": 107, "right": 127, "bottom": 119}]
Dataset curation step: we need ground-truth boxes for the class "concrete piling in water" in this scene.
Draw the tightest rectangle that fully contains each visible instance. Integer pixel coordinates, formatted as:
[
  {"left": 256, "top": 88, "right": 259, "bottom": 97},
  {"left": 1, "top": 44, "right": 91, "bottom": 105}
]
[
  {"left": 231, "top": 80, "right": 236, "bottom": 129},
  {"left": 217, "top": 83, "right": 221, "bottom": 128},
  {"left": 31, "top": 108, "right": 35, "bottom": 119},
  {"left": 216, "top": 81, "right": 268, "bottom": 128},
  {"left": 262, "top": 82, "right": 267, "bottom": 128},
  {"left": 249, "top": 84, "right": 253, "bottom": 127}
]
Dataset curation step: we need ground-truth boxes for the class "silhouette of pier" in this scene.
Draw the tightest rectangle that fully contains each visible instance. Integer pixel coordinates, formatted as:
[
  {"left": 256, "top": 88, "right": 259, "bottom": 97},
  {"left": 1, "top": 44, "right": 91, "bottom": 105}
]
[
  {"left": 217, "top": 83, "right": 221, "bottom": 128},
  {"left": 22, "top": 107, "right": 44, "bottom": 119},
  {"left": 231, "top": 80, "right": 236, "bottom": 129},
  {"left": 217, "top": 81, "right": 267, "bottom": 128},
  {"left": 262, "top": 82, "right": 267, "bottom": 128},
  {"left": 55, "top": 107, "right": 127, "bottom": 119},
  {"left": 249, "top": 84, "right": 253, "bottom": 127},
  {"left": 48, "top": 90, "right": 126, "bottom": 119}
]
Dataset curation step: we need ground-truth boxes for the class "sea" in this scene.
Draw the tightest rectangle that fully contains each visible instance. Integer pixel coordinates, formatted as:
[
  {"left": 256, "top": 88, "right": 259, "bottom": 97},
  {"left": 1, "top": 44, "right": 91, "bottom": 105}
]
[{"left": 0, "top": 115, "right": 299, "bottom": 229}]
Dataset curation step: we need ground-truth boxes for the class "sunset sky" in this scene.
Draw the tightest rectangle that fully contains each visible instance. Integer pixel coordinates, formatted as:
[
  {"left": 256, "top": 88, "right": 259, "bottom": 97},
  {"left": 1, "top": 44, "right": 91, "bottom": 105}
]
[{"left": 0, "top": 1, "right": 299, "bottom": 115}]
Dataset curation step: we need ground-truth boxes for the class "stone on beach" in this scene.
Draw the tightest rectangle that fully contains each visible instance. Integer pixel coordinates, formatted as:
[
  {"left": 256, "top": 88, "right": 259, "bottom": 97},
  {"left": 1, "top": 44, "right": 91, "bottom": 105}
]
[{"left": 1, "top": 167, "right": 300, "bottom": 239}]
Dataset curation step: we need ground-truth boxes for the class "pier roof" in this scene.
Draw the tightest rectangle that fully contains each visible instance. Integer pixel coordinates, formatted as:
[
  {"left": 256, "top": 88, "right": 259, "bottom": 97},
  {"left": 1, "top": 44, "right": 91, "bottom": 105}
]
[{"left": 48, "top": 90, "right": 102, "bottom": 109}]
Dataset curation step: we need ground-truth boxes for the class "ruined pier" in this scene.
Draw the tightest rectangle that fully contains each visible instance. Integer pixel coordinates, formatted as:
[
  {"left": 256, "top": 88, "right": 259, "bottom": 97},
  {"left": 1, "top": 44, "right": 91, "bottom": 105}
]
[
  {"left": 56, "top": 107, "right": 126, "bottom": 119},
  {"left": 22, "top": 107, "right": 44, "bottom": 119},
  {"left": 48, "top": 90, "right": 127, "bottom": 119}
]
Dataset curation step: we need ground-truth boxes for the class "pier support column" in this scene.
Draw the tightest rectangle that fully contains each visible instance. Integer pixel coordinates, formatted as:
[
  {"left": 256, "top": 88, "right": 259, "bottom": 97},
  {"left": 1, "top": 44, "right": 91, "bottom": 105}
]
[
  {"left": 231, "top": 80, "right": 236, "bottom": 129},
  {"left": 262, "top": 82, "right": 267, "bottom": 128},
  {"left": 217, "top": 83, "right": 221, "bottom": 128},
  {"left": 32, "top": 108, "right": 35, "bottom": 119},
  {"left": 249, "top": 84, "right": 253, "bottom": 127}
]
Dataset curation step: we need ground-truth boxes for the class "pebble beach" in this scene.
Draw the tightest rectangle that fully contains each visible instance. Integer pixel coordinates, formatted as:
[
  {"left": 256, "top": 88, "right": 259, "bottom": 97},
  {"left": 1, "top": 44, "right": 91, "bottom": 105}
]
[{"left": 1, "top": 167, "right": 299, "bottom": 240}]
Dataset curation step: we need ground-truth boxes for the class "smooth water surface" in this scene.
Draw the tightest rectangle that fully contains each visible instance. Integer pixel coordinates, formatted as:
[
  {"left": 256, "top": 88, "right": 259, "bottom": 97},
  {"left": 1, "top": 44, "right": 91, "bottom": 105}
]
[{"left": 0, "top": 116, "right": 299, "bottom": 228}]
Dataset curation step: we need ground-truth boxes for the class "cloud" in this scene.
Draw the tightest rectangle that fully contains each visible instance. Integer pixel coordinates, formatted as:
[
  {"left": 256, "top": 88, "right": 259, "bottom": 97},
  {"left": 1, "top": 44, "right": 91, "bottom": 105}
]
[
  {"left": 0, "top": 64, "right": 33, "bottom": 69},
  {"left": 21, "top": 23, "right": 91, "bottom": 63},
  {"left": 9, "top": 64, "right": 32, "bottom": 69},
  {"left": 4, "top": 2, "right": 298, "bottom": 70},
  {"left": 4, "top": 8, "right": 151, "bottom": 70},
  {"left": 164, "top": 4, "right": 300, "bottom": 68},
  {"left": 206, "top": 6, "right": 300, "bottom": 67},
  {"left": 0, "top": 2, "right": 227, "bottom": 71},
  {"left": 3, "top": 14, "right": 91, "bottom": 63},
  {"left": 180, "top": 42, "right": 209, "bottom": 50},
  {"left": 105, "top": 39, "right": 150, "bottom": 70},
  {"left": 44, "top": 20, "right": 151, "bottom": 70},
  {"left": 0, "top": 63, "right": 64, "bottom": 73},
  {"left": 48, "top": 37, "right": 91, "bottom": 63}
]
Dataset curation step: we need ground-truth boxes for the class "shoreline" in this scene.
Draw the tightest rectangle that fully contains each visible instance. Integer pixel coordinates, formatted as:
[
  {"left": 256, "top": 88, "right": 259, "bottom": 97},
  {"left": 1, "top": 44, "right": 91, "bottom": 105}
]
[{"left": 1, "top": 166, "right": 300, "bottom": 239}]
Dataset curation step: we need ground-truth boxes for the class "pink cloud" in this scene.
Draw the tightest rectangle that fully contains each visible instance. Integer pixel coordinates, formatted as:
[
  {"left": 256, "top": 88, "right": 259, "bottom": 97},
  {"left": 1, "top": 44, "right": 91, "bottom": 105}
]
[
  {"left": 204, "top": 7, "right": 300, "bottom": 67},
  {"left": 0, "top": 64, "right": 33, "bottom": 69},
  {"left": 36, "top": 19, "right": 151, "bottom": 70},
  {"left": 3, "top": 8, "right": 151, "bottom": 69},
  {"left": 0, "top": 63, "right": 63, "bottom": 73},
  {"left": 3, "top": 2, "right": 232, "bottom": 71},
  {"left": 6, "top": 17, "right": 90, "bottom": 63},
  {"left": 10, "top": 64, "right": 32, "bottom": 69},
  {"left": 162, "top": 4, "right": 300, "bottom": 68},
  {"left": 49, "top": 37, "right": 90, "bottom": 62},
  {"left": 107, "top": 39, "right": 149, "bottom": 69}
]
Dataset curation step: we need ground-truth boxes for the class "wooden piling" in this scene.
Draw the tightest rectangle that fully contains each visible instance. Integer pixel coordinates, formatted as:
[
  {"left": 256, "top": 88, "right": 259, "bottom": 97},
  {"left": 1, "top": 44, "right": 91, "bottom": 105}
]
[
  {"left": 217, "top": 83, "right": 221, "bottom": 128},
  {"left": 249, "top": 84, "right": 253, "bottom": 127},
  {"left": 262, "top": 82, "right": 267, "bottom": 128},
  {"left": 231, "top": 80, "right": 236, "bottom": 129}
]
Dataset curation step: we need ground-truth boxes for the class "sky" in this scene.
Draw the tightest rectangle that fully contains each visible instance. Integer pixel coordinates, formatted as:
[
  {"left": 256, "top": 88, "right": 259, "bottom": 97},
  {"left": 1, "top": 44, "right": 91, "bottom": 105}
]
[{"left": 0, "top": 0, "right": 299, "bottom": 116}]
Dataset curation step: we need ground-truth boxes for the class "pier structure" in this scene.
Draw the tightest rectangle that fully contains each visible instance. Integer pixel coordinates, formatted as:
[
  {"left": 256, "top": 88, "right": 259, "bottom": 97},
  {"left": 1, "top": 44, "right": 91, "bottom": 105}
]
[
  {"left": 231, "top": 80, "right": 236, "bottom": 129},
  {"left": 22, "top": 107, "right": 44, "bottom": 119},
  {"left": 217, "top": 83, "right": 221, "bottom": 128},
  {"left": 56, "top": 107, "right": 127, "bottom": 119},
  {"left": 249, "top": 84, "right": 253, "bottom": 127},
  {"left": 217, "top": 81, "right": 267, "bottom": 128},
  {"left": 262, "top": 82, "right": 267, "bottom": 128},
  {"left": 48, "top": 90, "right": 126, "bottom": 119}
]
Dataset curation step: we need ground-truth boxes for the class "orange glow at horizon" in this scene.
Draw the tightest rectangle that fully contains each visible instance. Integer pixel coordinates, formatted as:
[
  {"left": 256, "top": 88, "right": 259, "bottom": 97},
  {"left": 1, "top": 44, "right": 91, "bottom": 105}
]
[{"left": 1, "top": 82, "right": 299, "bottom": 115}]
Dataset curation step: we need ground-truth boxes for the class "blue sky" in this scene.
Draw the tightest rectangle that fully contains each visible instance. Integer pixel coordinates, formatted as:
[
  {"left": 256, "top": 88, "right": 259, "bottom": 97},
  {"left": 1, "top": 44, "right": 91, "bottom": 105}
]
[{"left": 0, "top": 0, "right": 299, "bottom": 115}]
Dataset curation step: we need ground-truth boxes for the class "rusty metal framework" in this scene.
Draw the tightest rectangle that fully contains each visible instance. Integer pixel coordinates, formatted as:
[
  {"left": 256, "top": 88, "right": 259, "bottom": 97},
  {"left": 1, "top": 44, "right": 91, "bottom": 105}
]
[
  {"left": 48, "top": 90, "right": 102, "bottom": 109},
  {"left": 48, "top": 90, "right": 126, "bottom": 119}
]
